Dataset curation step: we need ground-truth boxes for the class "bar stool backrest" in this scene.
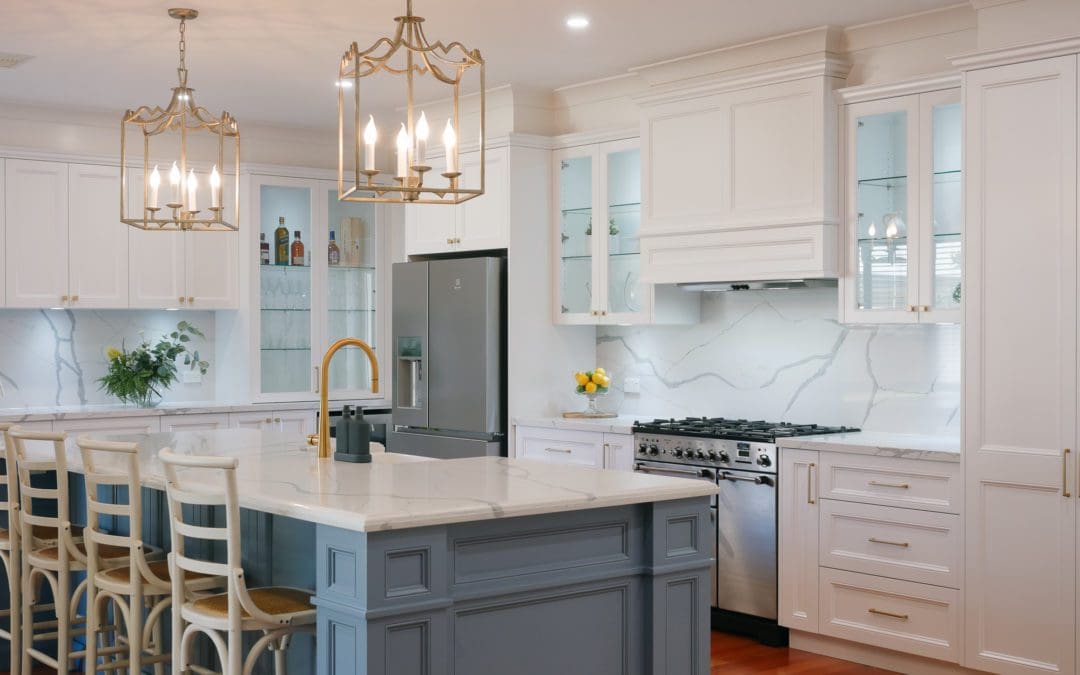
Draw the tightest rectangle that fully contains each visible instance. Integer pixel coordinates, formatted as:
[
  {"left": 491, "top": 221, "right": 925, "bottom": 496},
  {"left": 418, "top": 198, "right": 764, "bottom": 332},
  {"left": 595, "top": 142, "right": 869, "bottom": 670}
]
[
  {"left": 0, "top": 424, "right": 19, "bottom": 535},
  {"left": 7, "top": 429, "right": 72, "bottom": 549},
  {"left": 77, "top": 437, "right": 159, "bottom": 584}
]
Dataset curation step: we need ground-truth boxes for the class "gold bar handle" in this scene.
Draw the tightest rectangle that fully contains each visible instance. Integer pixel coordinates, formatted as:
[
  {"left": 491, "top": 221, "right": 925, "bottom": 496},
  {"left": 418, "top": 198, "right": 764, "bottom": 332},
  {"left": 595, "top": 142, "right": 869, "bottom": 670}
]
[
  {"left": 807, "top": 462, "right": 816, "bottom": 505},
  {"left": 869, "top": 537, "right": 910, "bottom": 548},
  {"left": 544, "top": 447, "right": 572, "bottom": 454},
  {"left": 868, "top": 480, "right": 910, "bottom": 489},
  {"left": 868, "top": 608, "right": 909, "bottom": 621},
  {"left": 1064, "top": 448, "right": 1071, "bottom": 498}
]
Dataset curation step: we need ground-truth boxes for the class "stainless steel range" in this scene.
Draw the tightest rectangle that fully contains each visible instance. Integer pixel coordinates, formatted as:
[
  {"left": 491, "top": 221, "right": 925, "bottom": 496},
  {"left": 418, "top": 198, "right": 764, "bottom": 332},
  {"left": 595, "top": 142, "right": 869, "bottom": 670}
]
[{"left": 632, "top": 417, "right": 856, "bottom": 645}]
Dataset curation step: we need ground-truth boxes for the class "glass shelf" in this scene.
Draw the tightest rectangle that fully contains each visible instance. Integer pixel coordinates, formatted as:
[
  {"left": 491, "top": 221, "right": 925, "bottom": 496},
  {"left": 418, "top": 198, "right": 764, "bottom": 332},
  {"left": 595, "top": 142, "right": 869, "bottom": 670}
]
[
  {"left": 561, "top": 252, "right": 642, "bottom": 262},
  {"left": 260, "top": 347, "right": 312, "bottom": 352},
  {"left": 857, "top": 175, "right": 908, "bottom": 188},
  {"left": 561, "top": 202, "right": 640, "bottom": 215},
  {"left": 261, "top": 264, "right": 311, "bottom": 270},
  {"left": 328, "top": 265, "right": 376, "bottom": 272}
]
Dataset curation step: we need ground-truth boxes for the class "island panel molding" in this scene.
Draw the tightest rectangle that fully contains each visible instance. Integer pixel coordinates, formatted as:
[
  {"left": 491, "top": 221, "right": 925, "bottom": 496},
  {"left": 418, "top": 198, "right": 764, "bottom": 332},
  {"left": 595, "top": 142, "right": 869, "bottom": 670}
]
[{"left": 314, "top": 498, "right": 712, "bottom": 675}]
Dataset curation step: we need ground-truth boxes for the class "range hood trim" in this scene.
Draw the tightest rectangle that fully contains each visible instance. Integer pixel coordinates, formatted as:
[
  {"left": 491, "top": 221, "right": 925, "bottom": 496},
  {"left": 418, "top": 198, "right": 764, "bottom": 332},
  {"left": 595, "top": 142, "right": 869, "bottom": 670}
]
[{"left": 677, "top": 279, "right": 838, "bottom": 292}]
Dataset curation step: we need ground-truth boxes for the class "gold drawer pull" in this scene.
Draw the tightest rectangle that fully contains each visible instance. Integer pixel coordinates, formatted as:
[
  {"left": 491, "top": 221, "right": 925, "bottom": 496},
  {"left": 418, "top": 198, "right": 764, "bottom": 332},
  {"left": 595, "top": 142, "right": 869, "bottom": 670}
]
[
  {"left": 1064, "top": 448, "right": 1071, "bottom": 498},
  {"left": 869, "top": 537, "right": 910, "bottom": 548},
  {"left": 868, "top": 480, "right": 910, "bottom": 489},
  {"left": 868, "top": 608, "right": 909, "bottom": 621},
  {"left": 807, "top": 462, "right": 816, "bottom": 505},
  {"left": 544, "top": 447, "right": 572, "bottom": 454}
]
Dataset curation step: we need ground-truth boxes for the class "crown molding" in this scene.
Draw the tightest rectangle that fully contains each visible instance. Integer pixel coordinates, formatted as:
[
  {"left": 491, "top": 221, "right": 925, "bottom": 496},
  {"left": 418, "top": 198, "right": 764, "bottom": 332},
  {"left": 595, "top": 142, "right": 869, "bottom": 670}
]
[
  {"left": 836, "top": 71, "right": 961, "bottom": 103},
  {"left": 952, "top": 35, "right": 1080, "bottom": 70},
  {"left": 632, "top": 56, "right": 851, "bottom": 107},
  {"left": 551, "top": 127, "right": 639, "bottom": 150}
]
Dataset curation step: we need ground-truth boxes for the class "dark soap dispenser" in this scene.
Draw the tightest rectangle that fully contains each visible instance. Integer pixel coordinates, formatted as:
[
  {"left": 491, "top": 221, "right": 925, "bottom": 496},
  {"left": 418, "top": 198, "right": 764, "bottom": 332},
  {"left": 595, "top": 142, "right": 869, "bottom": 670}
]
[{"left": 335, "top": 407, "right": 372, "bottom": 463}]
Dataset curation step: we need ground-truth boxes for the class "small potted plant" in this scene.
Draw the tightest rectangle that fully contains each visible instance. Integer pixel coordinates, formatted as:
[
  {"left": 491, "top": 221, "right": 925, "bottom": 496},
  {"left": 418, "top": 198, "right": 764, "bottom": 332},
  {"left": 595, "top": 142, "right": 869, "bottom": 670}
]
[{"left": 99, "top": 321, "right": 209, "bottom": 408}]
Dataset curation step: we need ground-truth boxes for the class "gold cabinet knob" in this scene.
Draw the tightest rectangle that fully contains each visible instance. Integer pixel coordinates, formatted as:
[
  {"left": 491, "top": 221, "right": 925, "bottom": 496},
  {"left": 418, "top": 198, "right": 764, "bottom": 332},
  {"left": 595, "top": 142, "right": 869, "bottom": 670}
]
[
  {"left": 60, "top": 295, "right": 69, "bottom": 303},
  {"left": 906, "top": 305, "right": 916, "bottom": 312},
  {"left": 71, "top": 295, "right": 79, "bottom": 302},
  {"left": 446, "top": 238, "right": 453, "bottom": 244},
  {"left": 179, "top": 296, "right": 186, "bottom": 304},
  {"left": 187, "top": 296, "right": 195, "bottom": 304},
  {"left": 918, "top": 305, "right": 930, "bottom": 312}
]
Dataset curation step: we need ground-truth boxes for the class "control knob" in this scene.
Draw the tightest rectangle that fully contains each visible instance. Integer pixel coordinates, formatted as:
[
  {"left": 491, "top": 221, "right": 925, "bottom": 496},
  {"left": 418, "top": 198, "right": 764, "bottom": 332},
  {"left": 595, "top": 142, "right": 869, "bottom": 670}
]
[
  {"left": 707, "top": 451, "right": 718, "bottom": 461},
  {"left": 695, "top": 450, "right": 706, "bottom": 460},
  {"left": 648, "top": 444, "right": 659, "bottom": 456},
  {"left": 672, "top": 448, "right": 684, "bottom": 458},
  {"left": 638, "top": 443, "right": 648, "bottom": 454},
  {"left": 717, "top": 451, "right": 730, "bottom": 464},
  {"left": 757, "top": 454, "right": 772, "bottom": 468}
]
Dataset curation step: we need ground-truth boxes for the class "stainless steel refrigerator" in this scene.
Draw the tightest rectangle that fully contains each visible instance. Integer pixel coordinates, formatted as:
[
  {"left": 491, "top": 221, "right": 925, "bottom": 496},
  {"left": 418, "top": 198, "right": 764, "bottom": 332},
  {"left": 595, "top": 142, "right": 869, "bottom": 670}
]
[{"left": 388, "top": 256, "right": 506, "bottom": 459}]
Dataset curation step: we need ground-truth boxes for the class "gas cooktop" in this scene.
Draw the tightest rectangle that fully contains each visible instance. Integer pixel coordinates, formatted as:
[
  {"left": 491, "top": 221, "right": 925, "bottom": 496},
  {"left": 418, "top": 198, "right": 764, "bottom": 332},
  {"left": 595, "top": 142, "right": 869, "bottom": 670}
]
[{"left": 632, "top": 417, "right": 858, "bottom": 444}]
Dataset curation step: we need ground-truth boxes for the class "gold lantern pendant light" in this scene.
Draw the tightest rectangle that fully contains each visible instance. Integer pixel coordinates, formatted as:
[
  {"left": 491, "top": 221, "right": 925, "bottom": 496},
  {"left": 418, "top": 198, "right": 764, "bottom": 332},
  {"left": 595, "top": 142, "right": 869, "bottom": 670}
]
[
  {"left": 338, "top": 0, "right": 485, "bottom": 204},
  {"left": 121, "top": 8, "right": 239, "bottom": 231}
]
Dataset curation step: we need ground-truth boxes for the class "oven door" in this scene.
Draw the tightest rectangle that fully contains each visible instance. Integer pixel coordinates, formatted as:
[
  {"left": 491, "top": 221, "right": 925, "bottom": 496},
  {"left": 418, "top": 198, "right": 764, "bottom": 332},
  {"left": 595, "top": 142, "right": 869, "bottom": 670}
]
[
  {"left": 715, "top": 468, "right": 777, "bottom": 620},
  {"left": 634, "top": 461, "right": 719, "bottom": 607}
]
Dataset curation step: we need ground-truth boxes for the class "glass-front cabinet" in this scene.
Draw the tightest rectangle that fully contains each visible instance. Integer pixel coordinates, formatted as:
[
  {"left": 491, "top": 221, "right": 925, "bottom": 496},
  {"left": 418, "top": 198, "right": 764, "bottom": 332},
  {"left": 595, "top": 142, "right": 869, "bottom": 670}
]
[
  {"left": 554, "top": 138, "right": 649, "bottom": 324},
  {"left": 251, "top": 175, "right": 385, "bottom": 402},
  {"left": 841, "top": 88, "right": 961, "bottom": 324}
]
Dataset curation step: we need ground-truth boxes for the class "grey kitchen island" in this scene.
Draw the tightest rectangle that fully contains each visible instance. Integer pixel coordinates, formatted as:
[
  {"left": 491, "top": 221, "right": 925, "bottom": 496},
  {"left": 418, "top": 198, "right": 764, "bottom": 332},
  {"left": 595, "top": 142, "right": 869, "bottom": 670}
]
[{"left": 69, "top": 429, "right": 716, "bottom": 675}]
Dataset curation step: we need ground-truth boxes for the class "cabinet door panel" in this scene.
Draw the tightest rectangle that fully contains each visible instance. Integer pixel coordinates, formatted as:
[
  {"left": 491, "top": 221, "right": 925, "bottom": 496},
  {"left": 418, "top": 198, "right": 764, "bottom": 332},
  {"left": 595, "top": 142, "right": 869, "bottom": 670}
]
[
  {"left": 778, "top": 449, "right": 819, "bottom": 632},
  {"left": 459, "top": 148, "right": 508, "bottom": 250},
  {"left": 553, "top": 146, "right": 599, "bottom": 323},
  {"left": 272, "top": 410, "right": 316, "bottom": 436},
  {"left": 228, "top": 411, "right": 272, "bottom": 431},
  {"left": 5, "top": 160, "right": 68, "bottom": 307},
  {"left": 161, "top": 414, "right": 228, "bottom": 433},
  {"left": 127, "top": 170, "right": 184, "bottom": 309},
  {"left": 405, "top": 202, "right": 457, "bottom": 255},
  {"left": 602, "top": 433, "right": 634, "bottom": 471},
  {"left": 68, "top": 164, "right": 128, "bottom": 308},
  {"left": 185, "top": 174, "right": 237, "bottom": 309},
  {"left": 964, "top": 55, "right": 1077, "bottom": 674}
]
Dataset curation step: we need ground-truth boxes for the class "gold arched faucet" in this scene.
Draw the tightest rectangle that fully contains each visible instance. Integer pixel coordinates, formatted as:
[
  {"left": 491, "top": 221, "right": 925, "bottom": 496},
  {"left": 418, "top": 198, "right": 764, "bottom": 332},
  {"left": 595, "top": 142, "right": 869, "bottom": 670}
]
[{"left": 308, "top": 338, "right": 379, "bottom": 458}]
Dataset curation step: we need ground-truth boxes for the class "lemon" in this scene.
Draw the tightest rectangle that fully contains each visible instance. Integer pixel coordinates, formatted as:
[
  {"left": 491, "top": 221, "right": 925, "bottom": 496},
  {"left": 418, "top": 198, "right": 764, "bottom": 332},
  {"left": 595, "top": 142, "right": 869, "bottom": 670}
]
[
  {"left": 574, "top": 372, "right": 589, "bottom": 386},
  {"left": 585, "top": 381, "right": 598, "bottom": 394},
  {"left": 598, "top": 375, "right": 611, "bottom": 388},
  {"left": 591, "top": 372, "right": 606, "bottom": 385},
  {"left": 595, "top": 367, "right": 606, "bottom": 375}
]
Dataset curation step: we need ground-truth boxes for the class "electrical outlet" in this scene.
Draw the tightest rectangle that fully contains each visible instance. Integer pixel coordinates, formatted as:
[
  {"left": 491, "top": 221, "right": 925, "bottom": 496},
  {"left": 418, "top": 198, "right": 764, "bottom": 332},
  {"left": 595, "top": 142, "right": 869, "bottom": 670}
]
[
  {"left": 182, "top": 369, "right": 202, "bottom": 384},
  {"left": 623, "top": 377, "right": 641, "bottom": 394}
]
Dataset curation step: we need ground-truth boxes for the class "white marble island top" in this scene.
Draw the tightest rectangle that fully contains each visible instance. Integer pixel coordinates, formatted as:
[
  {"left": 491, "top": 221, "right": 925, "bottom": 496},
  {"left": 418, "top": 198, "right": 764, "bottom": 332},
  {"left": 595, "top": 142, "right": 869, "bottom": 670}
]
[
  {"left": 778, "top": 431, "right": 960, "bottom": 463},
  {"left": 70, "top": 429, "right": 716, "bottom": 532}
]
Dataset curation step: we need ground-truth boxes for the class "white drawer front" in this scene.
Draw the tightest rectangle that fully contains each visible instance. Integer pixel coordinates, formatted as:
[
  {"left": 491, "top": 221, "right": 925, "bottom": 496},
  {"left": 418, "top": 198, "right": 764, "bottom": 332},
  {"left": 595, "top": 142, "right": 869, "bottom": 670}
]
[
  {"left": 515, "top": 427, "right": 603, "bottom": 468},
  {"left": 818, "top": 454, "right": 961, "bottom": 514},
  {"left": 820, "top": 568, "right": 960, "bottom": 663},
  {"left": 820, "top": 500, "right": 961, "bottom": 588}
]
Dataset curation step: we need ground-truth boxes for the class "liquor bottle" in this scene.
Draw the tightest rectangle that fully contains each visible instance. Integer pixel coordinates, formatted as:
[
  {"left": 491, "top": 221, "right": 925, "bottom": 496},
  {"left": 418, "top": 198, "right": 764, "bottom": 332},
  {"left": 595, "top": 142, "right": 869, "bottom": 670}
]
[
  {"left": 274, "top": 217, "right": 289, "bottom": 265},
  {"left": 328, "top": 231, "right": 341, "bottom": 266},
  {"left": 259, "top": 233, "right": 270, "bottom": 265},
  {"left": 291, "top": 230, "right": 305, "bottom": 266}
]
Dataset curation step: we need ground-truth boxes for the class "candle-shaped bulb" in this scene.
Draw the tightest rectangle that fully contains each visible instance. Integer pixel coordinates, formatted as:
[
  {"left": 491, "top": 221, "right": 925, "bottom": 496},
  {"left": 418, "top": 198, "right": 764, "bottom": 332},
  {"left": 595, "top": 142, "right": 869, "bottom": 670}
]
[
  {"left": 396, "top": 123, "right": 411, "bottom": 178},
  {"left": 867, "top": 221, "right": 876, "bottom": 238},
  {"left": 148, "top": 164, "right": 161, "bottom": 210},
  {"left": 363, "top": 115, "right": 377, "bottom": 172},
  {"left": 443, "top": 119, "right": 458, "bottom": 174},
  {"left": 364, "top": 115, "right": 378, "bottom": 144},
  {"left": 414, "top": 111, "right": 429, "bottom": 167},
  {"left": 885, "top": 221, "right": 898, "bottom": 238},
  {"left": 186, "top": 169, "right": 198, "bottom": 212},
  {"left": 209, "top": 164, "right": 221, "bottom": 209},
  {"left": 169, "top": 161, "right": 181, "bottom": 205}
]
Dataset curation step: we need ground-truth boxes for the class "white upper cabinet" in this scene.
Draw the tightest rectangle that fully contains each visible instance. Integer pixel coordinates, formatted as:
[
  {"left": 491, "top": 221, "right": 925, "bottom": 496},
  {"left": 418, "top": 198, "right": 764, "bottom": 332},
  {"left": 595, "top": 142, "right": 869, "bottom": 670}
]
[
  {"left": 128, "top": 169, "right": 237, "bottom": 310},
  {"left": 960, "top": 53, "right": 1077, "bottom": 674},
  {"left": 5, "top": 160, "right": 130, "bottom": 309},
  {"left": 838, "top": 82, "right": 961, "bottom": 324},
  {"left": 553, "top": 137, "right": 697, "bottom": 325},
  {"left": 5, "top": 159, "right": 69, "bottom": 307},
  {"left": 0, "top": 159, "right": 6, "bottom": 305},
  {"left": 68, "top": 164, "right": 128, "bottom": 308},
  {"left": 636, "top": 64, "right": 845, "bottom": 284},
  {"left": 405, "top": 146, "right": 508, "bottom": 256}
]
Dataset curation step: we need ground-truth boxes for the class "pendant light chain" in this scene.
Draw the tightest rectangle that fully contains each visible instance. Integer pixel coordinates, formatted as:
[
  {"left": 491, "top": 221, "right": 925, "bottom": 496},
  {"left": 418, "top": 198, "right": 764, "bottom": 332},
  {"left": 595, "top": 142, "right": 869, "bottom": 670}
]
[{"left": 177, "top": 17, "right": 188, "bottom": 86}]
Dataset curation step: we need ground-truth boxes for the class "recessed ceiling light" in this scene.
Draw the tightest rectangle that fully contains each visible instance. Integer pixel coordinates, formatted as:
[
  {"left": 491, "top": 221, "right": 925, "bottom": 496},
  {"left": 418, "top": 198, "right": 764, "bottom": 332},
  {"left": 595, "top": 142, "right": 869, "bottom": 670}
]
[{"left": 565, "top": 15, "right": 589, "bottom": 30}]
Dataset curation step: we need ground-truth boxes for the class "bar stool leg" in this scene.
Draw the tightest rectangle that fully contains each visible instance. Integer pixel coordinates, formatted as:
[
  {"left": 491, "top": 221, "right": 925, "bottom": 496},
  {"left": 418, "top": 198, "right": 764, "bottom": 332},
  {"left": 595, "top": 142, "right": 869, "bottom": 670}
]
[
  {"left": 55, "top": 568, "right": 71, "bottom": 673},
  {"left": 149, "top": 595, "right": 165, "bottom": 675},
  {"left": 128, "top": 584, "right": 143, "bottom": 674},
  {"left": 4, "top": 549, "right": 20, "bottom": 675},
  {"left": 273, "top": 635, "right": 288, "bottom": 675},
  {"left": 19, "top": 558, "right": 32, "bottom": 675},
  {"left": 86, "top": 576, "right": 100, "bottom": 673}
]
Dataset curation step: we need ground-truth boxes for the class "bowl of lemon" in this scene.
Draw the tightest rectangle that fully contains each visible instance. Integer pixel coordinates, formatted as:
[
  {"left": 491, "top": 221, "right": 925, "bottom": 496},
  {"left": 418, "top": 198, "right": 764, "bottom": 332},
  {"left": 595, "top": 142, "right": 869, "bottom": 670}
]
[{"left": 566, "top": 368, "right": 615, "bottom": 418}]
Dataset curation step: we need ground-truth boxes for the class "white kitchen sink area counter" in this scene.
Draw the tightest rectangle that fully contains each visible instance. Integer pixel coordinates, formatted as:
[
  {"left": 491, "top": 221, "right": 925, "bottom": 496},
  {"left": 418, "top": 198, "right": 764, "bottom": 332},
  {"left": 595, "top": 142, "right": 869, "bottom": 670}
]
[{"left": 777, "top": 431, "right": 960, "bottom": 463}]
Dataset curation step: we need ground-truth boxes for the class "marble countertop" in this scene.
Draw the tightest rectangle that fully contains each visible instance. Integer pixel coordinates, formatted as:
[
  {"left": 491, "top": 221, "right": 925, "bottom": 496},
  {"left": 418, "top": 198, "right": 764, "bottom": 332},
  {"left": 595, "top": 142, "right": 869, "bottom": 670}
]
[
  {"left": 62, "top": 429, "right": 716, "bottom": 532},
  {"left": 777, "top": 431, "right": 961, "bottom": 463},
  {"left": 0, "top": 400, "right": 390, "bottom": 424},
  {"left": 513, "top": 415, "right": 650, "bottom": 435}
]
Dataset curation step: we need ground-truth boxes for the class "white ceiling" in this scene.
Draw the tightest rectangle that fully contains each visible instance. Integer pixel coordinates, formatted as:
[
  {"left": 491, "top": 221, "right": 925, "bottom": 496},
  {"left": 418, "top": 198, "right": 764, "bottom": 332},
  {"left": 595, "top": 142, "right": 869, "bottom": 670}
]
[{"left": 1, "top": 0, "right": 960, "bottom": 129}]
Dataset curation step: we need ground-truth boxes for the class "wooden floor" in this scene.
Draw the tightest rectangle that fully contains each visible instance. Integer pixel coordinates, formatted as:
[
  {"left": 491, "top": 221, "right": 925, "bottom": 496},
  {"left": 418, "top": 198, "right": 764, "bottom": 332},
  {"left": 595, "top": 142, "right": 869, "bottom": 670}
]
[
  {"left": 711, "top": 631, "right": 894, "bottom": 674},
  {"left": 6, "top": 632, "right": 893, "bottom": 674}
]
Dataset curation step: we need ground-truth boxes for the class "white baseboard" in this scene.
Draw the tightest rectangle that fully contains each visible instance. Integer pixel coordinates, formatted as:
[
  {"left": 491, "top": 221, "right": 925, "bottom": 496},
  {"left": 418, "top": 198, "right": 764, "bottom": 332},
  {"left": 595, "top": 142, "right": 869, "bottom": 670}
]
[{"left": 790, "top": 631, "right": 987, "bottom": 674}]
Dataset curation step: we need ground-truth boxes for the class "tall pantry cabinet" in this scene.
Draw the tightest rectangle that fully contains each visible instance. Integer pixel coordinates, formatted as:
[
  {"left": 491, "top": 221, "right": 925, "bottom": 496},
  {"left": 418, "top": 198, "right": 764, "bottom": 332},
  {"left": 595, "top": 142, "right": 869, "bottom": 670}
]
[{"left": 957, "top": 44, "right": 1079, "bottom": 674}]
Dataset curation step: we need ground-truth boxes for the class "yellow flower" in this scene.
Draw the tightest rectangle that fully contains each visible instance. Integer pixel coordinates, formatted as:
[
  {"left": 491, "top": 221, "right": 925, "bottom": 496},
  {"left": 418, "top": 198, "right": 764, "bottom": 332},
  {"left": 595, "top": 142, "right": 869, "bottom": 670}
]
[{"left": 106, "top": 347, "right": 122, "bottom": 361}]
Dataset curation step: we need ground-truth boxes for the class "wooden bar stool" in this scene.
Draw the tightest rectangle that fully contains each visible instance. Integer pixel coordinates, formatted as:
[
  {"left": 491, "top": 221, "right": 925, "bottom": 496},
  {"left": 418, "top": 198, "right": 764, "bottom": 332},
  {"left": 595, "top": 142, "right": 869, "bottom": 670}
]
[
  {"left": 160, "top": 449, "right": 315, "bottom": 675},
  {"left": 7, "top": 428, "right": 128, "bottom": 675},
  {"left": 79, "top": 437, "right": 223, "bottom": 674}
]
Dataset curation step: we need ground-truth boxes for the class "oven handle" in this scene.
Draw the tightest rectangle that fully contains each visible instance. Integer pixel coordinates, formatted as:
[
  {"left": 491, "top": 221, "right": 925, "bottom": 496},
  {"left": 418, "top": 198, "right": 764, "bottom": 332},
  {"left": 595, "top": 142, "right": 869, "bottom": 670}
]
[
  {"left": 634, "top": 464, "right": 710, "bottom": 479},
  {"left": 719, "top": 472, "right": 773, "bottom": 485}
]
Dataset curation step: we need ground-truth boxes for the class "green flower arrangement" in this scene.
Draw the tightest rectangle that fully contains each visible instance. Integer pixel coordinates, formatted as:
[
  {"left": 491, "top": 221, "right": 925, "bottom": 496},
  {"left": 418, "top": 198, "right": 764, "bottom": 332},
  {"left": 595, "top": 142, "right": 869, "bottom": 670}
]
[{"left": 98, "top": 321, "right": 209, "bottom": 407}]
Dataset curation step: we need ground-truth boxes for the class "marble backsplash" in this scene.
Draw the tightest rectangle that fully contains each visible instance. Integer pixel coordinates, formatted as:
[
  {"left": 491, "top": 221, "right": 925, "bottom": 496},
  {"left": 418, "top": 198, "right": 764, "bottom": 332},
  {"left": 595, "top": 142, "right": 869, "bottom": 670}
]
[
  {"left": 0, "top": 309, "right": 216, "bottom": 409},
  {"left": 596, "top": 288, "right": 960, "bottom": 435}
]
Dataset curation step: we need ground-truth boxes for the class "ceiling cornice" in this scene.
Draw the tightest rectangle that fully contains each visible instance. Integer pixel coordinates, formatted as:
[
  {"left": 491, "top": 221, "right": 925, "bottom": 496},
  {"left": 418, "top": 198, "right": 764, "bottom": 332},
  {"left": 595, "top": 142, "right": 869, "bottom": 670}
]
[
  {"left": 952, "top": 35, "right": 1080, "bottom": 70},
  {"left": 836, "top": 71, "right": 961, "bottom": 103}
]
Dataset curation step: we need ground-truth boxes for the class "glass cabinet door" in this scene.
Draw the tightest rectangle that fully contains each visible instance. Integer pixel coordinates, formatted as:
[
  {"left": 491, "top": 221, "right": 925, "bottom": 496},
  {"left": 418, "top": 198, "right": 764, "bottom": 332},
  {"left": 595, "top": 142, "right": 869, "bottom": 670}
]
[
  {"left": 602, "top": 140, "right": 645, "bottom": 320},
  {"left": 556, "top": 147, "right": 598, "bottom": 321},
  {"left": 257, "top": 180, "right": 315, "bottom": 395},
  {"left": 846, "top": 96, "right": 920, "bottom": 322},
  {"left": 921, "top": 92, "right": 962, "bottom": 320},
  {"left": 322, "top": 183, "right": 380, "bottom": 396}
]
